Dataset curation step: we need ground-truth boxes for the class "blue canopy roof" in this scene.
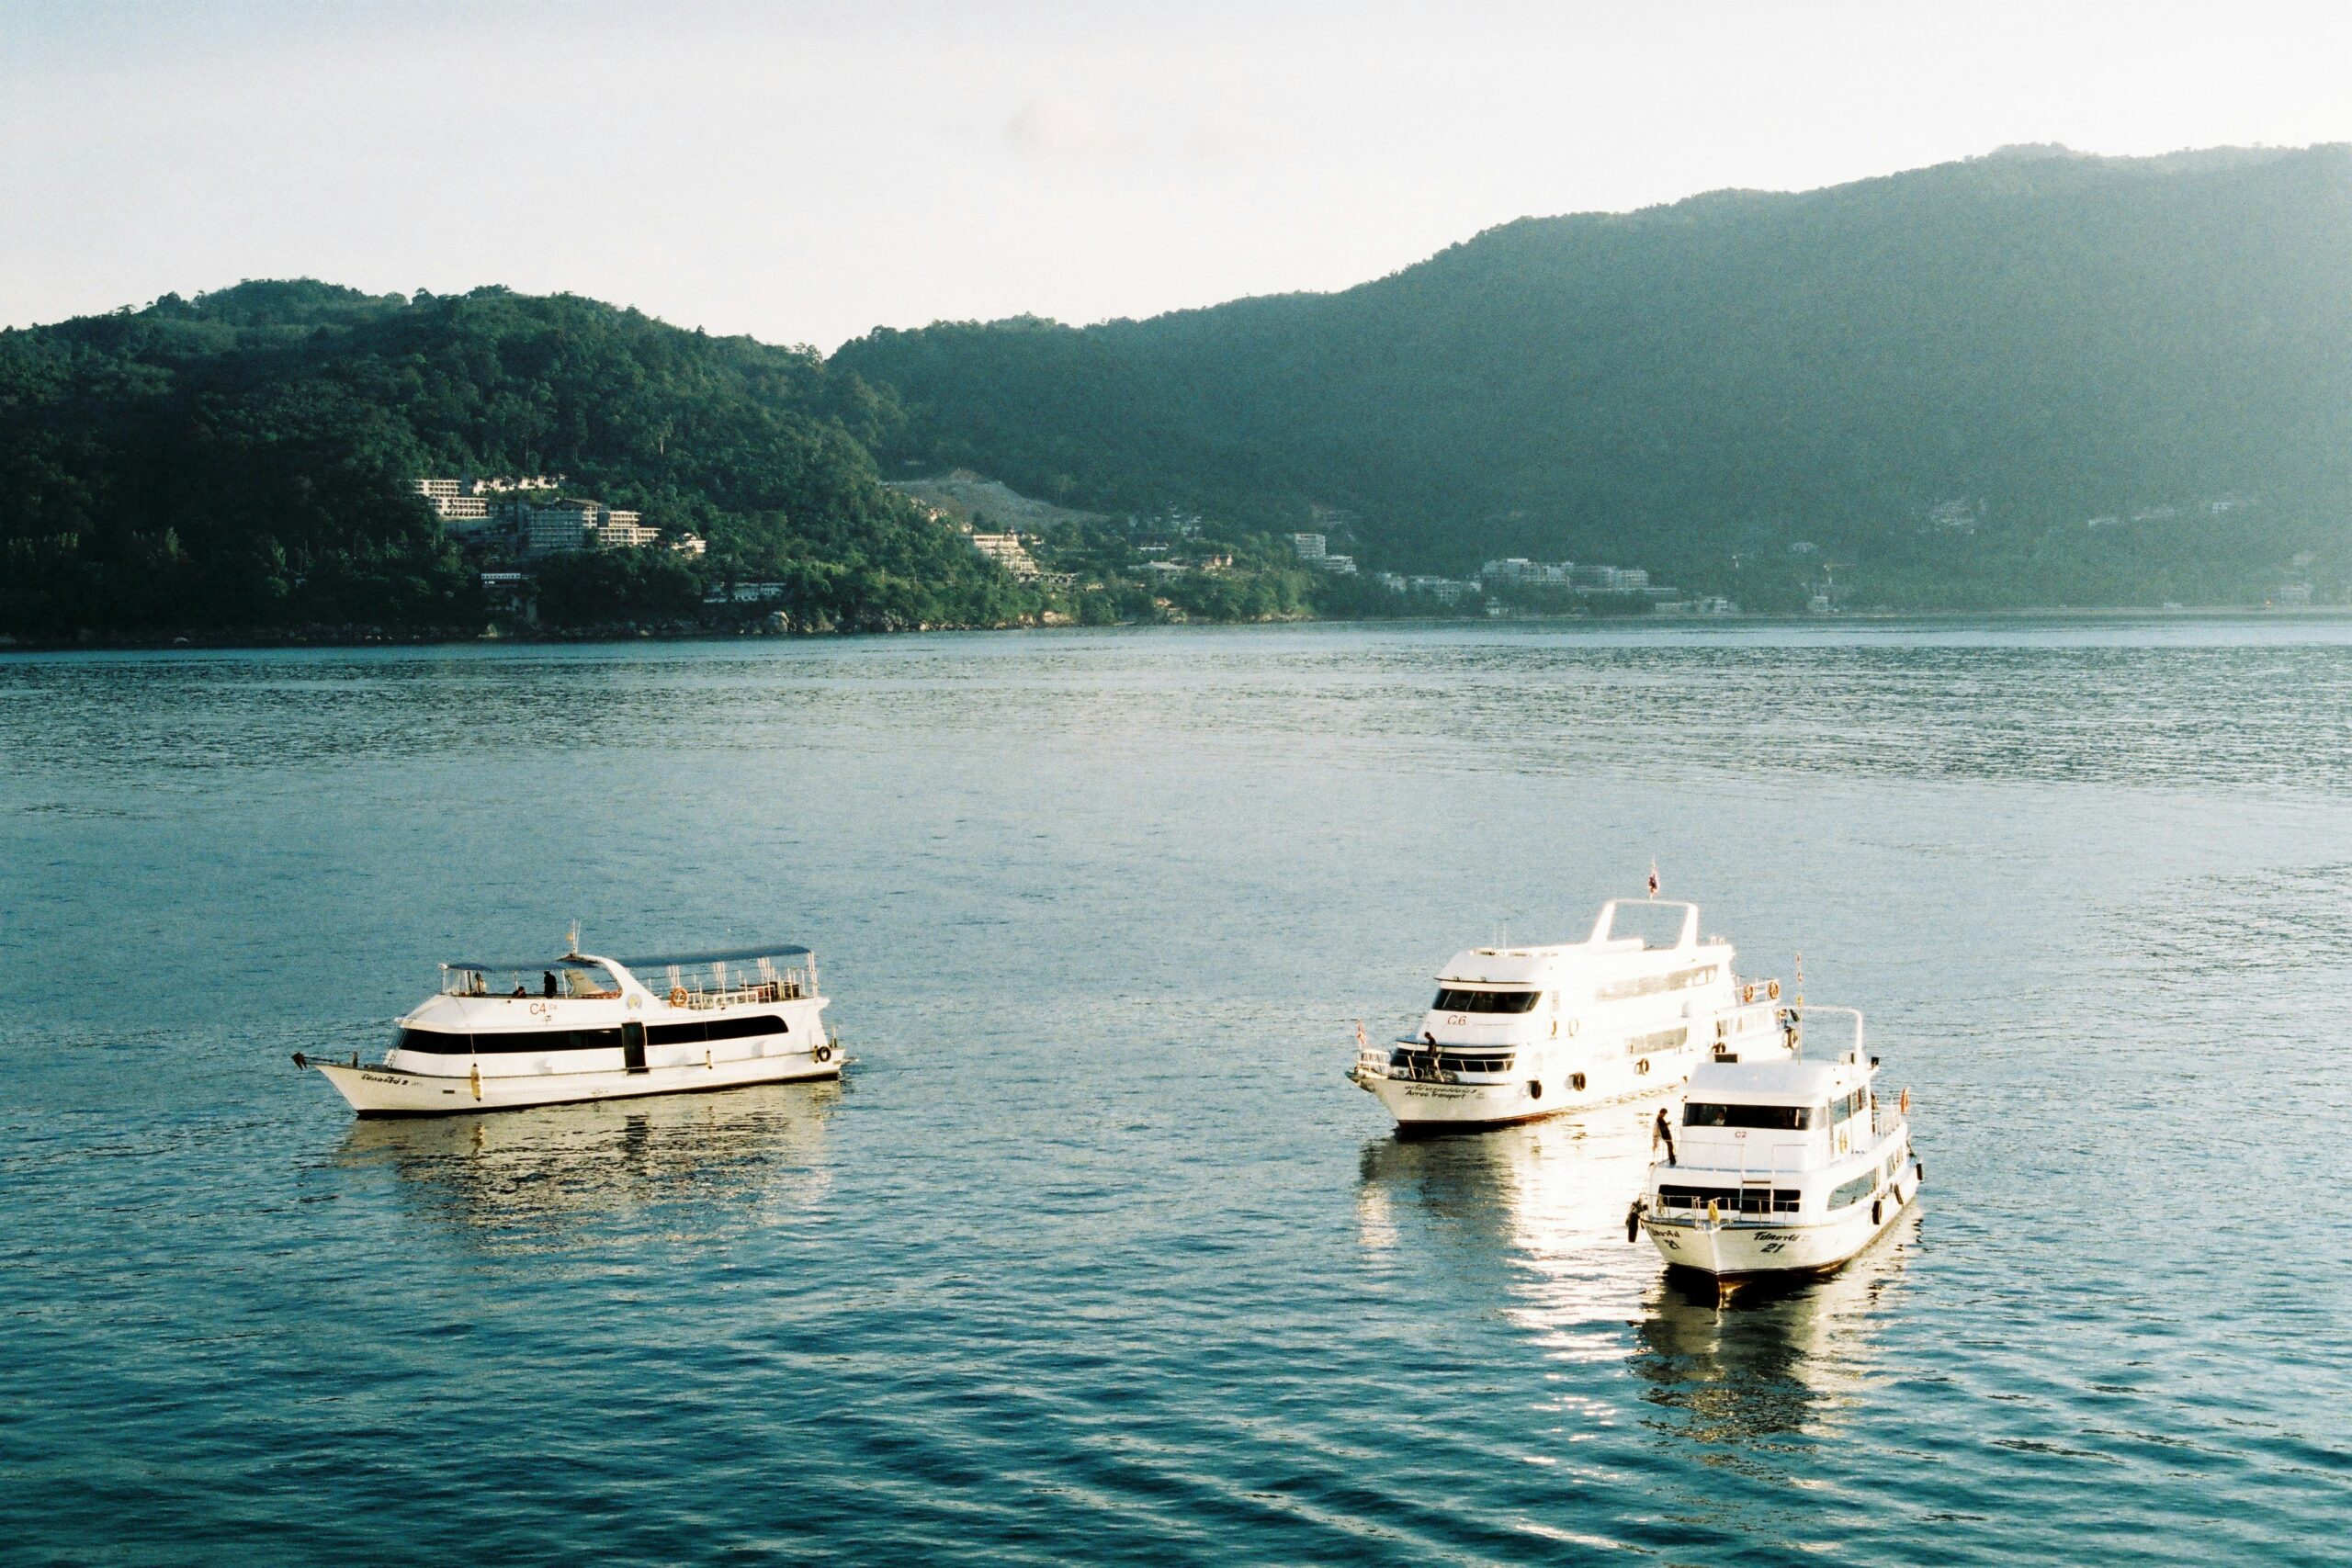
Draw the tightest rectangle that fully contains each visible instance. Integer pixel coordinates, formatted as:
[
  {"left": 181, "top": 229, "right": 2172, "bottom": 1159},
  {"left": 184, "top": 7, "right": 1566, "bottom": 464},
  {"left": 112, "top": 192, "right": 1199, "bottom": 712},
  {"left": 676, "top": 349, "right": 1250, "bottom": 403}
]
[{"left": 444, "top": 943, "right": 811, "bottom": 971}]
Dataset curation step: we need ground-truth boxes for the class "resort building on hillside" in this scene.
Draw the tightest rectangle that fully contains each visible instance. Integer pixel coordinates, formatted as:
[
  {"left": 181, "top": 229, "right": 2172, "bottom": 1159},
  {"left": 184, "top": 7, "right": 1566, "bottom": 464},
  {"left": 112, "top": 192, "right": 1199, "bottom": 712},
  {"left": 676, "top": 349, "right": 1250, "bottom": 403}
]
[
  {"left": 416, "top": 475, "right": 566, "bottom": 536},
  {"left": 1481, "top": 558, "right": 1663, "bottom": 596},
  {"left": 1289, "top": 532, "right": 1358, "bottom": 574},
  {"left": 525, "top": 499, "right": 660, "bottom": 555},
  {"left": 969, "top": 532, "right": 1042, "bottom": 580}
]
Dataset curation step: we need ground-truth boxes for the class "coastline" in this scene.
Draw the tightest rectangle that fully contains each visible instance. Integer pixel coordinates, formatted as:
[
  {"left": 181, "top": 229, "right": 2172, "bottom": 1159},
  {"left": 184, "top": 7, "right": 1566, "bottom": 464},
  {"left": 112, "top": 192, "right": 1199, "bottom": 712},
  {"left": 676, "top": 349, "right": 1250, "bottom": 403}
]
[{"left": 7, "top": 602, "right": 2352, "bottom": 656}]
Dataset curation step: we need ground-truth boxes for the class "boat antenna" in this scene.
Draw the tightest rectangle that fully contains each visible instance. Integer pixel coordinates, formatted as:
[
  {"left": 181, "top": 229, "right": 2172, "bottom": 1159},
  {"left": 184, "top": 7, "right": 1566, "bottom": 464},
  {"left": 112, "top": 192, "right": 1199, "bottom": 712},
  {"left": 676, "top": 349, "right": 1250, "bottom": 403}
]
[
  {"left": 1794, "top": 950, "right": 1804, "bottom": 1007},
  {"left": 566, "top": 919, "right": 582, "bottom": 959}
]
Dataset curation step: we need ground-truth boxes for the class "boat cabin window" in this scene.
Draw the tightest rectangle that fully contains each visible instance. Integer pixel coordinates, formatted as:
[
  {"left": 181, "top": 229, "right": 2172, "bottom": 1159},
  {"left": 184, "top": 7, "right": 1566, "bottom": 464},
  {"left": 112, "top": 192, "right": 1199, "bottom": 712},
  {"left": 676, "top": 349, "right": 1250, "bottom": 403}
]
[
  {"left": 1683, "top": 1101, "right": 1820, "bottom": 1130},
  {"left": 1388, "top": 1047, "right": 1516, "bottom": 1074},
  {"left": 1831, "top": 1089, "right": 1867, "bottom": 1124},
  {"left": 1431, "top": 987, "right": 1542, "bottom": 1014},
  {"left": 557, "top": 964, "right": 622, "bottom": 999},
  {"left": 1829, "top": 1171, "right": 1880, "bottom": 1210},
  {"left": 1594, "top": 964, "right": 1720, "bottom": 1002},
  {"left": 1657, "top": 1184, "right": 1801, "bottom": 1214},
  {"left": 648, "top": 1013, "right": 787, "bottom": 1046},
  {"left": 398, "top": 1027, "right": 633, "bottom": 1055},
  {"left": 1626, "top": 1025, "right": 1688, "bottom": 1057}
]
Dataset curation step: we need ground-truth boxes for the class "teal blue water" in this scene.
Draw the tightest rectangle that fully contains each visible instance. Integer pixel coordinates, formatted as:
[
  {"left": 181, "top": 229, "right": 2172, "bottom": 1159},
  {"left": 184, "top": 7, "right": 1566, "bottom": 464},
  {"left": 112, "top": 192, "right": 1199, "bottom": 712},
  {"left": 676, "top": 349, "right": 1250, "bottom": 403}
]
[{"left": 4, "top": 621, "right": 2346, "bottom": 1565}]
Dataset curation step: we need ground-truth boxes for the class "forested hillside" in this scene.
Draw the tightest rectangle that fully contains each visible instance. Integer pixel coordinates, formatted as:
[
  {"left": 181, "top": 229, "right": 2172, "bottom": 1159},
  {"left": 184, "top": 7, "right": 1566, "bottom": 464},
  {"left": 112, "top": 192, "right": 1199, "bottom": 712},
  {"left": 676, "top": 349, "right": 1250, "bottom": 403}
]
[
  {"left": 838, "top": 145, "right": 2352, "bottom": 608},
  {"left": 0, "top": 282, "right": 1036, "bottom": 637}
]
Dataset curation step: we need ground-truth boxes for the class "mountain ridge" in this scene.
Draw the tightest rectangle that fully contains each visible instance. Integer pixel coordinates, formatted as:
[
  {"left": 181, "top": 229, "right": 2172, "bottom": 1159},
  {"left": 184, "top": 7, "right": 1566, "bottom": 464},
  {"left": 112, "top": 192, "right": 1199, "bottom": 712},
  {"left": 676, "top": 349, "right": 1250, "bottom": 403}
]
[{"left": 837, "top": 142, "right": 2351, "bottom": 605}]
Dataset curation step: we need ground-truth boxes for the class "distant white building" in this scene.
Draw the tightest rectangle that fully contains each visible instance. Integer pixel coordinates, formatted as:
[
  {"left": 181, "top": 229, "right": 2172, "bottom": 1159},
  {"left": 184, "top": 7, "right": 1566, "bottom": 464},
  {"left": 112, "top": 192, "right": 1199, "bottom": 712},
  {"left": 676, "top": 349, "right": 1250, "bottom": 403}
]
[
  {"left": 1408, "top": 575, "right": 1480, "bottom": 605},
  {"left": 970, "top": 532, "right": 1042, "bottom": 580},
  {"left": 1289, "top": 533, "right": 1327, "bottom": 561},
  {"left": 526, "top": 499, "right": 660, "bottom": 556},
  {"left": 417, "top": 475, "right": 564, "bottom": 535},
  {"left": 589, "top": 509, "right": 657, "bottom": 549}
]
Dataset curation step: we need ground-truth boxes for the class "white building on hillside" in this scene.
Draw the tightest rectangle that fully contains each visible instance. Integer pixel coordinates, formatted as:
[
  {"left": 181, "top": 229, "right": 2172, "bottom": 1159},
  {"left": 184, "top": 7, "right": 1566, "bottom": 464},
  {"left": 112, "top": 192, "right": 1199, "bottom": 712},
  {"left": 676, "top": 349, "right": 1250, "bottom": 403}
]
[
  {"left": 526, "top": 499, "right": 661, "bottom": 556},
  {"left": 970, "top": 532, "right": 1042, "bottom": 580}
]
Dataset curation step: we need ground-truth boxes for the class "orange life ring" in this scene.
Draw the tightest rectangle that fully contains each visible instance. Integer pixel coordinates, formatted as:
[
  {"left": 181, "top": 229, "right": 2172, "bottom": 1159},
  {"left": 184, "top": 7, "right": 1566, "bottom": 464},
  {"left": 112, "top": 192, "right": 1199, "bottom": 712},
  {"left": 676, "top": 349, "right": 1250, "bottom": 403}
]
[
  {"left": 1899, "top": 1087, "right": 1912, "bottom": 1115},
  {"left": 1767, "top": 979, "right": 1781, "bottom": 1000},
  {"left": 1742, "top": 983, "right": 1756, "bottom": 1004},
  {"left": 668, "top": 987, "right": 688, "bottom": 1008},
  {"left": 1636, "top": 1056, "right": 1651, "bottom": 1076}
]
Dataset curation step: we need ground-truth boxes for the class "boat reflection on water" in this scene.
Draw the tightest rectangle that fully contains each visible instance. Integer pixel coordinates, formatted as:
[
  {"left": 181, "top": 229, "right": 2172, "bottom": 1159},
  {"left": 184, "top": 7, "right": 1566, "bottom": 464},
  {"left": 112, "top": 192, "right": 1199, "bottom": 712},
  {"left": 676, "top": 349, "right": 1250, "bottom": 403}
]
[
  {"left": 1632, "top": 1204, "right": 1920, "bottom": 1461},
  {"left": 1356, "top": 1092, "right": 1920, "bottom": 1462},
  {"left": 335, "top": 1079, "right": 841, "bottom": 1239},
  {"left": 1358, "top": 1095, "right": 1669, "bottom": 1359}
]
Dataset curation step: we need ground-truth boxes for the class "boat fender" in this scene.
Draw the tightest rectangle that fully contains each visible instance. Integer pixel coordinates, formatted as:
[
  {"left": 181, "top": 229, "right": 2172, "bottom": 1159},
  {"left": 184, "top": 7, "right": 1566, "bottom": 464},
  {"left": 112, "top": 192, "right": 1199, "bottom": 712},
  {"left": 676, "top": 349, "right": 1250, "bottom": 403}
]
[
  {"left": 1570, "top": 1072, "right": 1586, "bottom": 1091},
  {"left": 1871, "top": 1197, "right": 1883, "bottom": 1225},
  {"left": 814, "top": 1044, "right": 831, "bottom": 1064},
  {"left": 669, "top": 987, "right": 688, "bottom": 1008},
  {"left": 1528, "top": 1080, "right": 1543, "bottom": 1100},
  {"left": 1899, "top": 1087, "right": 1912, "bottom": 1116},
  {"left": 1635, "top": 1056, "right": 1650, "bottom": 1076},
  {"left": 1550, "top": 1020, "right": 1558, "bottom": 1039},
  {"left": 1625, "top": 1203, "right": 1641, "bottom": 1243},
  {"left": 1706, "top": 1198, "right": 1720, "bottom": 1224},
  {"left": 1915, "top": 1158, "right": 1925, "bottom": 1184},
  {"left": 469, "top": 1062, "right": 481, "bottom": 1101},
  {"left": 1768, "top": 980, "right": 1781, "bottom": 1000}
]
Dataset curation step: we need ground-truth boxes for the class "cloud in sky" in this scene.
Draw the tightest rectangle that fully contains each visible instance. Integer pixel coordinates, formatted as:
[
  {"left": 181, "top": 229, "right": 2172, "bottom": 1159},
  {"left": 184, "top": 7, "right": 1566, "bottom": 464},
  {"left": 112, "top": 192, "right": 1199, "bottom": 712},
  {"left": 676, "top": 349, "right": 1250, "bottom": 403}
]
[{"left": 3, "top": 1, "right": 2348, "bottom": 350}]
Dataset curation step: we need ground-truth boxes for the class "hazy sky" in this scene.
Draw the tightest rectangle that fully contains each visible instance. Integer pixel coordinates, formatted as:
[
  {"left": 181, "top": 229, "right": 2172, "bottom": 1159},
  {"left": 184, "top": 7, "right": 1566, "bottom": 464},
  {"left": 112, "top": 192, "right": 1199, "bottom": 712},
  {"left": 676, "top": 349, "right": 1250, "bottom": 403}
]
[{"left": 5, "top": 1, "right": 2348, "bottom": 349}]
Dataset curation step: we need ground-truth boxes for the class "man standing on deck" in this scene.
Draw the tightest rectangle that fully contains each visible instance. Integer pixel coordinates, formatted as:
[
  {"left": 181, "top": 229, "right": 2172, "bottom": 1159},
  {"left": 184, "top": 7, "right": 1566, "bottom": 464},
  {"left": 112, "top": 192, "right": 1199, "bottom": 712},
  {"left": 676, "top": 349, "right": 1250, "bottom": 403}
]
[{"left": 1653, "top": 1106, "right": 1677, "bottom": 1166}]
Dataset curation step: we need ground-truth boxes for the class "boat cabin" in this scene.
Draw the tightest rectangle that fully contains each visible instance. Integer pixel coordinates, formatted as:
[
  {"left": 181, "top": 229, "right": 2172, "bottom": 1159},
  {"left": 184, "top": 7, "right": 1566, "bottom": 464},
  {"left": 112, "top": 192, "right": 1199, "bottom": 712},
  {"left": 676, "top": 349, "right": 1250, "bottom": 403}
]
[
  {"left": 1653, "top": 1046, "right": 1887, "bottom": 1215},
  {"left": 435, "top": 945, "right": 817, "bottom": 1008}
]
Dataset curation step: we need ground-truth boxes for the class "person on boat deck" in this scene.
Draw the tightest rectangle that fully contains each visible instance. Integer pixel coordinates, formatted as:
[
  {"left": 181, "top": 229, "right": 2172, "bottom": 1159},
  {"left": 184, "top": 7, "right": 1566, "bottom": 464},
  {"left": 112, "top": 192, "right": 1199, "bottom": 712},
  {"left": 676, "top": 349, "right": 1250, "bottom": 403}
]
[
  {"left": 511, "top": 983, "right": 527, "bottom": 998},
  {"left": 1653, "top": 1107, "right": 1678, "bottom": 1167},
  {"left": 542, "top": 969, "right": 558, "bottom": 998}
]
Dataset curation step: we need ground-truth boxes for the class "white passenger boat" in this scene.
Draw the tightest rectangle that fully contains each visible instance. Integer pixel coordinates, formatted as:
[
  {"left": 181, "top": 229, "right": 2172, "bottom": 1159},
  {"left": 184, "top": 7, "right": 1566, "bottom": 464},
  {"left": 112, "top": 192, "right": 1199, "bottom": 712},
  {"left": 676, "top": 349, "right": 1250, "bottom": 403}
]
[
  {"left": 300, "top": 942, "right": 840, "bottom": 1116},
  {"left": 1350, "top": 899, "right": 1795, "bottom": 1132},
  {"left": 1634, "top": 1007, "right": 1920, "bottom": 1289}
]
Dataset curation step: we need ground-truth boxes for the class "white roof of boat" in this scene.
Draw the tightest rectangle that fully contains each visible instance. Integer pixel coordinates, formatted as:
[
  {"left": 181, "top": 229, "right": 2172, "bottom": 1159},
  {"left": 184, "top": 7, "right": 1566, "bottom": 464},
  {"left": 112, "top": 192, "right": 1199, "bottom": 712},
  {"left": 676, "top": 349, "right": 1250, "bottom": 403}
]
[
  {"left": 443, "top": 942, "right": 810, "bottom": 971},
  {"left": 1686, "top": 1058, "right": 1845, "bottom": 1104}
]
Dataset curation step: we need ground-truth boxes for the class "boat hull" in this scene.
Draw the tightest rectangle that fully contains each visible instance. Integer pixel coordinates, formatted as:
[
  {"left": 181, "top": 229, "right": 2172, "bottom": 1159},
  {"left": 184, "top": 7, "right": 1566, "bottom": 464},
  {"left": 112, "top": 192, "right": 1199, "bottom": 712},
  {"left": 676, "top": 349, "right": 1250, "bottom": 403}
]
[
  {"left": 1359, "top": 1043, "right": 1707, "bottom": 1132},
  {"left": 1642, "top": 1173, "right": 1918, "bottom": 1282},
  {"left": 314, "top": 1048, "right": 842, "bottom": 1116}
]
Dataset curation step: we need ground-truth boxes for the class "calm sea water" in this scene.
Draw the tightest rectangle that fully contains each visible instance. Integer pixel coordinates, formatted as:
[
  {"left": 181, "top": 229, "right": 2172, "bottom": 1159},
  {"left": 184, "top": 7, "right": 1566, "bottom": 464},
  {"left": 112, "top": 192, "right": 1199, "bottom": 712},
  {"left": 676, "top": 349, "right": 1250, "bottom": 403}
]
[{"left": 4, "top": 620, "right": 2347, "bottom": 1566}]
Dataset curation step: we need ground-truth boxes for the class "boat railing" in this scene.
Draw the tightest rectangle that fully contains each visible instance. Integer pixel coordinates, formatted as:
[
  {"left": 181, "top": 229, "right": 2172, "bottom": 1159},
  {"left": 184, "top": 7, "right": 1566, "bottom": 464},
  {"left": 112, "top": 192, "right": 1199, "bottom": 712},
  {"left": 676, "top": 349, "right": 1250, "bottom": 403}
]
[
  {"left": 1653, "top": 1185, "right": 1800, "bottom": 1218},
  {"left": 672, "top": 981, "right": 806, "bottom": 1010},
  {"left": 1709, "top": 1000, "right": 1783, "bottom": 1049},
  {"left": 654, "top": 957, "right": 816, "bottom": 1009}
]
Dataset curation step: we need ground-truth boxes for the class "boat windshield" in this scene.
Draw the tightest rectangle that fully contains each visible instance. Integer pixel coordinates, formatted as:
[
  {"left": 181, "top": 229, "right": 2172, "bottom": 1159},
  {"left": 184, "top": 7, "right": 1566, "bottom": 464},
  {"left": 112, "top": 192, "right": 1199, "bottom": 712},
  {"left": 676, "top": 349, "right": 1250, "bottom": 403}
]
[
  {"left": 1432, "top": 987, "right": 1542, "bottom": 1014},
  {"left": 1683, "top": 1101, "right": 1821, "bottom": 1130},
  {"left": 441, "top": 960, "right": 623, "bottom": 999}
]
